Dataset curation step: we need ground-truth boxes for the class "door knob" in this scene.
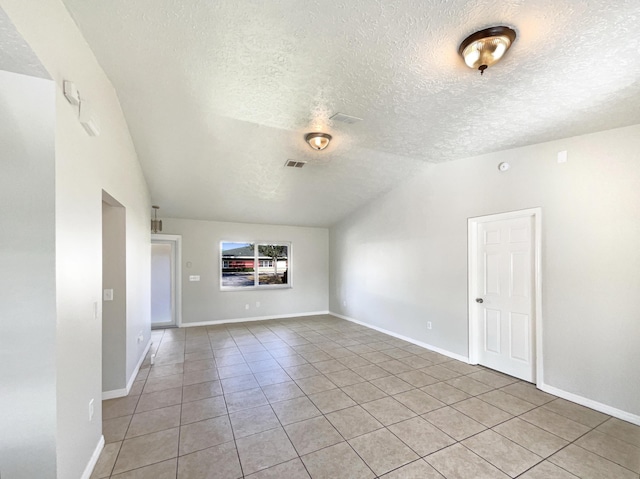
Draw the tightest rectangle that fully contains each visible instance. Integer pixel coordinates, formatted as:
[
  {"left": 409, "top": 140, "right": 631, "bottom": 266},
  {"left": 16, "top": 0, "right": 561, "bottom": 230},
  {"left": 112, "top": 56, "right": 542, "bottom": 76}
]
[{"left": 475, "top": 298, "right": 484, "bottom": 303}]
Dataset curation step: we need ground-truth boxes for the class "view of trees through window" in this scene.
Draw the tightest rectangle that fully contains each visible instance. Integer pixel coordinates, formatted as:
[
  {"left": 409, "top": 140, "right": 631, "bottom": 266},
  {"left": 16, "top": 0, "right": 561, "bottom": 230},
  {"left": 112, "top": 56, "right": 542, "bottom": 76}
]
[{"left": 221, "top": 242, "right": 289, "bottom": 289}]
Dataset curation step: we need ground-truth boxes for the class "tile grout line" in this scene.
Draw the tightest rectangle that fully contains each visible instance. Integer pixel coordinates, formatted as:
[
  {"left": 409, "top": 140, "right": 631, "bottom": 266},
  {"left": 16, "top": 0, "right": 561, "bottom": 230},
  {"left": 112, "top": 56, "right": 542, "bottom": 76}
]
[
  {"left": 230, "top": 323, "right": 498, "bottom": 477},
  {"left": 241, "top": 322, "right": 378, "bottom": 477},
  {"left": 103, "top": 317, "right": 636, "bottom": 479},
  {"left": 255, "top": 325, "right": 457, "bottom": 477},
  {"left": 174, "top": 333, "right": 184, "bottom": 479},
  {"left": 240, "top": 325, "right": 353, "bottom": 477},
  {"left": 106, "top": 329, "right": 166, "bottom": 478}
]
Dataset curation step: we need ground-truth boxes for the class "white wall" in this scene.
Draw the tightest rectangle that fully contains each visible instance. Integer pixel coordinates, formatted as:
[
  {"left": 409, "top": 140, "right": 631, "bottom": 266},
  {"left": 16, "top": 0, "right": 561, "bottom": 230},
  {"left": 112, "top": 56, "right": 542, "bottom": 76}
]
[
  {"left": 0, "top": 70, "right": 56, "bottom": 479},
  {"left": 330, "top": 124, "right": 640, "bottom": 419},
  {"left": 0, "top": 1, "right": 152, "bottom": 477},
  {"left": 163, "top": 218, "right": 329, "bottom": 323}
]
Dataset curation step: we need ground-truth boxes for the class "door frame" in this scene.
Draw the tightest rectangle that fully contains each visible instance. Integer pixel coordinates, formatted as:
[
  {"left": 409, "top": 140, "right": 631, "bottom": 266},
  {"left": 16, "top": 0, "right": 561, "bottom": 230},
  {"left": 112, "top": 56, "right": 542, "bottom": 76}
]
[
  {"left": 151, "top": 234, "right": 182, "bottom": 328},
  {"left": 467, "top": 208, "right": 543, "bottom": 385}
]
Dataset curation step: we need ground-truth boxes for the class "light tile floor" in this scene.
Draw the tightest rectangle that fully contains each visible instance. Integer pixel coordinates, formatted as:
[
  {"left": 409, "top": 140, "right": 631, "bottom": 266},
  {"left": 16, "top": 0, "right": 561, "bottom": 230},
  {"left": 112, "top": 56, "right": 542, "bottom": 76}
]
[{"left": 94, "top": 315, "right": 640, "bottom": 479}]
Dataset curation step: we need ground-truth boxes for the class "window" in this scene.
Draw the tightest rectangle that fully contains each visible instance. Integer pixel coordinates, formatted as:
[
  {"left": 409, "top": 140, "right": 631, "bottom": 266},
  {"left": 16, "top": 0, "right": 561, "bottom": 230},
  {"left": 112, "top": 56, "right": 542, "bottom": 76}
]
[{"left": 221, "top": 241, "right": 290, "bottom": 290}]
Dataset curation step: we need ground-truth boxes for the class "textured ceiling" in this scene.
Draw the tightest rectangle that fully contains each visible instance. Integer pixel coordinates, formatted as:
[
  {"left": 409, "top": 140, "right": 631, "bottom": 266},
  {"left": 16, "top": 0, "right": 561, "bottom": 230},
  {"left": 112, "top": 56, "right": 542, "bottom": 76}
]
[
  {"left": 61, "top": 0, "right": 640, "bottom": 227},
  {"left": 0, "top": 7, "right": 49, "bottom": 79}
]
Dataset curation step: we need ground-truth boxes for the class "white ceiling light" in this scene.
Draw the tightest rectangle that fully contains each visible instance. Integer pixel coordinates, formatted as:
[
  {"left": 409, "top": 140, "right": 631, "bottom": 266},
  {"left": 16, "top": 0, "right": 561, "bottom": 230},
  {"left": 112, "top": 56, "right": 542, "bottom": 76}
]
[
  {"left": 305, "top": 132, "right": 332, "bottom": 150},
  {"left": 459, "top": 26, "right": 516, "bottom": 75}
]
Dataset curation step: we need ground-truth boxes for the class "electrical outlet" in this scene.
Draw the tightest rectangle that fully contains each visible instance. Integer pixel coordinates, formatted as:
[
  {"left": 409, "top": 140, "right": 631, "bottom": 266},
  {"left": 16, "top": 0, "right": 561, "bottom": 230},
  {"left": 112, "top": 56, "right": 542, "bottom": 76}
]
[
  {"left": 103, "top": 289, "right": 114, "bottom": 301},
  {"left": 245, "top": 304, "right": 250, "bottom": 310},
  {"left": 427, "top": 321, "right": 432, "bottom": 330},
  {"left": 89, "top": 399, "right": 94, "bottom": 421},
  {"left": 342, "top": 300, "right": 347, "bottom": 307},
  {"left": 255, "top": 301, "right": 260, "bottom": 308},
  {"left": 137, "top": 332, "right": 144, "bottom": 344}
]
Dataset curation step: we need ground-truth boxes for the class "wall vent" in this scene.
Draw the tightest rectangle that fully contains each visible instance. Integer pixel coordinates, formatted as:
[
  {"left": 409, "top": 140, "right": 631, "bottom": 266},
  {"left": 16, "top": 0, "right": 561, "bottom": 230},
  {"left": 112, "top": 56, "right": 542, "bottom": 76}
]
[
  {"left": 330, "top": 112, "right": 363, "bottom": 124},
  {"left": 285, "top": 160, "right": 307, "bottom": 168}
]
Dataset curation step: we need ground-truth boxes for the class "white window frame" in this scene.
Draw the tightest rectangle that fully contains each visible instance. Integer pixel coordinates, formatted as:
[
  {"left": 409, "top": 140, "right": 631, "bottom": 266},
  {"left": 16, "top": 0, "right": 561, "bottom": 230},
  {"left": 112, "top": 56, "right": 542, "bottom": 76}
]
[{"left": 220, "top": 241, "right": 292, "bottom": 291}]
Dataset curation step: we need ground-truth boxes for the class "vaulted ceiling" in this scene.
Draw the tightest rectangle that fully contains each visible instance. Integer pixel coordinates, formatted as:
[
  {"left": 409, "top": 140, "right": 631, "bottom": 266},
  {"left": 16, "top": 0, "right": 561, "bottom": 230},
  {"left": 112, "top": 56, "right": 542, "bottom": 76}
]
[
  {"left": 61, "top": 0, "right": 640, "bottom": 226},
  {"left": 0, "top": 7, "right": 49, "bottom": 79}
]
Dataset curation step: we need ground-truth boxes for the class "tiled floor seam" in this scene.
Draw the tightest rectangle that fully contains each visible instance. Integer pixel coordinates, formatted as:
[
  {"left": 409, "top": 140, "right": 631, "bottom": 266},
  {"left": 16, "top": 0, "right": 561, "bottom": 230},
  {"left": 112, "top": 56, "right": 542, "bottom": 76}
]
[
  {"left": 233, "top": 336, "right": 286, "bottom": 479},
  {"left": 551, "top": 428, "right": 639, "bottom": 477},
  {"left": 574, "top": 441, "right": 640, "bottom": 475},
  {"left": 286, "top": 386, "right": 431, "bottom": 476},
  {"left": 105, "top": 319, "right": 639, "bottom": 479},
  {"left": 512, "top": 448, "right": 581, "bottom": 478},
  {"left": 245, "top": 351, "right": 379, "bottom": 478},
  {"left": 152, "top": 329, "right": 182, "bottom": 479},
  {"left": 227, "top": 405, "right": 246, "bottom": 478},
  {"left": 483, "top": 407, "right": 629, "bottom": 479},
  {"left": 107, "top": 383, "right": 145, "bottom": 478},
  {"left": 384, "top": 422, "right": 454, "bottom": 459},
  {"left": 252, "top": 370, "right": 337, "bottom": 473}
]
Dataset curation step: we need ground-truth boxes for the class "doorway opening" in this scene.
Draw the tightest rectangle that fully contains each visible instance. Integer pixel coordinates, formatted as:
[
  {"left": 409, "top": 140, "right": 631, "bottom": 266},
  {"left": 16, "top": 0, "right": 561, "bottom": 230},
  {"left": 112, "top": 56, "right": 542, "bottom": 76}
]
[
  {"left": 468, "top": 208, "right": 542, "bottom": 384},
  {"left": 102, "top": 191, "right": 127, "bottom": 394},
  {"left": 151, "top": 234, "right": 182, "bottom": 328}
]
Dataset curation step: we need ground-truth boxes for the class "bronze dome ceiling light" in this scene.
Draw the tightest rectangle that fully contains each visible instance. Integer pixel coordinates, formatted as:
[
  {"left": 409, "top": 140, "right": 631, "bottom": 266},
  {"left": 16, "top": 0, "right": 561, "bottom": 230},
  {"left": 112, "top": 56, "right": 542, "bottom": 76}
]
[
  {"left": 305, "top": 132, "right": 332, "bottom": 150},
  {"left": 459, "top": 26, "right": 516, "bottom": 75}
]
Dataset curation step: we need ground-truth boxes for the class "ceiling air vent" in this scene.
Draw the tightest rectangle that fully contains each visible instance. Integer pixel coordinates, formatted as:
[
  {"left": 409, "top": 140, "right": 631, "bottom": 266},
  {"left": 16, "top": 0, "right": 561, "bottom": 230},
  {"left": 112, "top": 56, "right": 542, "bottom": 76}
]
[
  {"left": 285, "top": 160, "right": 307, "bottom": 168},
  {"left": 330, "top": 112, "right": 363, "bottom": 124}
]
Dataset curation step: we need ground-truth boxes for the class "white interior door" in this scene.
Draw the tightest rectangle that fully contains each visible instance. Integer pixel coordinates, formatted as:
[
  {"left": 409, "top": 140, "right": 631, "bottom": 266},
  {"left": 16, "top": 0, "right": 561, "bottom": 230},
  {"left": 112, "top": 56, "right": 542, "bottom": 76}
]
[
  {"left": 151, "top": 241, "right": 176, "bottom": 328},
  {"left": 470, "top": 211, "right": 538, "bottom": 382}
]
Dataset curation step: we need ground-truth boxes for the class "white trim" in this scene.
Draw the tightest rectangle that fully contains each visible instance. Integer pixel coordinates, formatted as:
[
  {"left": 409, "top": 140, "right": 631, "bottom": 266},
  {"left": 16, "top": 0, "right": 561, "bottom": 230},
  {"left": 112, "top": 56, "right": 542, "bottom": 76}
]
[
  {"left": 467, "top": 207, "right": 543, "bottom": 385},
  {"left": 102, "top": 387, "right": 127, "bottom": 401},
  {"left": 127, "top": 338, "right": 152, "bottom": 391},
  {"left": 152, "top": 234, "right": 182, "bottom": 327},
  {"left": 331, "top": 312, "right": 469, "bottom": 363},
  {"left": 80, "top": 435, "right": 104, "bottom": 479},
  {"left": 102, "top": 338, "right": 152, "bottom": 400},
  {"left": 539, "top": 382, "right": 640, "bottom": 427},
  {"left": 181, "top": 311, "right": 330, "bottom": 328}
]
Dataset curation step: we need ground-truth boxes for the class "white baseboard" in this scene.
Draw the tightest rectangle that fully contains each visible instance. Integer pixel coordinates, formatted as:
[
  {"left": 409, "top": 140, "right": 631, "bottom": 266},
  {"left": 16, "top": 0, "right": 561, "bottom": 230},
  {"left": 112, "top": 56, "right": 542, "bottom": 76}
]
[
  {"left": 181, "top": 311, "right": 331, "bottom": 328},
  {"left": 102, "top": 338, "right": 152, "bottom": 400},
  {"left": 81, "top": 435, "right": 104, "bottom": 479},
  {"left": 539, "top": 382, "right": 640, "bottom": 426},
  {"left": 129, "top": 338, "right": 153, "bottom": 389},
  {"left": 102, "top": 387, "right": 127, "bottom": 400},
  {"left": 330, "top": 311, "right": 469, "bottom": 363}
]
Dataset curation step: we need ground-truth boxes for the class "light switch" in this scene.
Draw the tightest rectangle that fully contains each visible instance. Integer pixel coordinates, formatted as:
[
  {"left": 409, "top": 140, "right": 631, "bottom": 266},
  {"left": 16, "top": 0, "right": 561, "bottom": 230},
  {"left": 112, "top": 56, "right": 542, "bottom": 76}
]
[
  {"left": 189, "top": 275, "right": 200, "bottom": 282},
  {"left": 103, "top": 289, "right": 114, "bottom": 301}
]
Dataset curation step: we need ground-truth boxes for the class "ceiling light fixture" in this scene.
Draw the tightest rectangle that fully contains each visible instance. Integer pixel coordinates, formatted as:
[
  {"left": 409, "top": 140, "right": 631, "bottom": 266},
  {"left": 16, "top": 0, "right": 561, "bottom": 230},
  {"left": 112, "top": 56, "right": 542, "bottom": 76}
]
[
  {"left": 151, "top": 205, "right": 162, "bottom": 233},
  {"left": 458, "top": 26, "right": 516, "bottom": 75},
  {"left": 305, "top": 132, "right": 332, "bottom": 151}
]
